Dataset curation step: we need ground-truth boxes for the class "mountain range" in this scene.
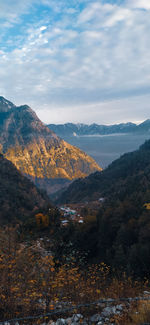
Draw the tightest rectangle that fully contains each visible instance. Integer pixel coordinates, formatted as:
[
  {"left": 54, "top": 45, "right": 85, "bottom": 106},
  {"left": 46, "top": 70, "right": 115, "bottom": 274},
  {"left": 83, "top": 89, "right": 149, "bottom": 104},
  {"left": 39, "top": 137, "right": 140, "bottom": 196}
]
[
  {"left": 48, "top": 120, "right": 150, "bottom": 137},
  {"left": 0, "top": 97, "right": 101, "bottom": 195}
]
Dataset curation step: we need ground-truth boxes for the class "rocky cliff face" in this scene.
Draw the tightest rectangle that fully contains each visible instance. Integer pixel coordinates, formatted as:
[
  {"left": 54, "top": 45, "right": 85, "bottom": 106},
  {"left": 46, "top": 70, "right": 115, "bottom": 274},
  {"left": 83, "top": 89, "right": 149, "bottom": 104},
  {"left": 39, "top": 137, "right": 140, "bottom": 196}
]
[
  {"left": 5, "top": 138, "right": 100, "bottom": 180},
  {"left": 0, "top": 97, "right": 101, "bottom": 193}
]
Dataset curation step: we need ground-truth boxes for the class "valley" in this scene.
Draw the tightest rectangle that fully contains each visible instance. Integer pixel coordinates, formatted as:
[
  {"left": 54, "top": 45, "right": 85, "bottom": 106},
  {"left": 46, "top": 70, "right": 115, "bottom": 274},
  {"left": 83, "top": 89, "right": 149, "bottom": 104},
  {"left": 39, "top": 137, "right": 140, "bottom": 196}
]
[
  {"left": 1, "top": 99, "right": 150, "bottom": 324},
  {"left": 59, "top": 133, "right": 150, "bottom": 168},
  {"left": 1, "top": 0, "right": 150, "bottom": 322}
]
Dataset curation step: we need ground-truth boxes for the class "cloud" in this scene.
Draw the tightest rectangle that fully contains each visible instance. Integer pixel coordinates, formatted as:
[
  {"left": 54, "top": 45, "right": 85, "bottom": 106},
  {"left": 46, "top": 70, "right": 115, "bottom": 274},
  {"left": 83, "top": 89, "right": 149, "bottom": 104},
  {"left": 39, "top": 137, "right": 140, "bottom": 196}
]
[
  {"left": 0, "top": 0, "right": 35, "bottom": 21},
  {"left": 36, "top": 94, "right": 150, "bottom": 125},
  {"left": 104, "top": 8, "right": 133, "bottom": 27},
  {"left": 78, "top": 2, "right": 114, "bottom": 25},
  {"left": 0, "top": 0, "right": 150, "bottom": 124},
  {"left": 127, "top": 0, "right": 150, "bottom": 10}
]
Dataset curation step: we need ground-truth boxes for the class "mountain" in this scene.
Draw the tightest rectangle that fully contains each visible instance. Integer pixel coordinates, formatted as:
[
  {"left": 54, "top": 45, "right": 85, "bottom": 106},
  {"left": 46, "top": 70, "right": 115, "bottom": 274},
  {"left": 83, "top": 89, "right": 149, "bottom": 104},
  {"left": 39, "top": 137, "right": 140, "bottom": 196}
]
[
  {"left": 0, "top": 154, "right": 50, "bottom": 223},
  {"left": 56, "top": 139, "right": 150, "bottom": 276},
  {"left": 57, "top": 139, "right": 150, "bottom": 204},
  {"left": 48, "top": 122, "right": 137, "bottom": 136},
  {"left": 48, "top": 121, "right": 150, "bottom": 137},
  {"left": 137, "top": 119, "right": 150, "bottom": 132},
  {"left": 0, "top": 97, "right": 101, "bottom": 194},
  {"left": 0, "top": 96, "right": 15, "bottom": 112}
]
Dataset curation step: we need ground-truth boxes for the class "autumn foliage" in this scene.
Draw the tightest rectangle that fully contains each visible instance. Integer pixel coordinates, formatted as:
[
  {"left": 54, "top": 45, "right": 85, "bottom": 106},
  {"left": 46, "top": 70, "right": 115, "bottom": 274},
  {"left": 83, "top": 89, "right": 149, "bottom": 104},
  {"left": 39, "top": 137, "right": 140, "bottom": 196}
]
[
  {"left": 0, "top": 227, "right": 149, "bottom": 324},
  {"left": 0, "top": 228, "right": 109, "bottom": 321}
]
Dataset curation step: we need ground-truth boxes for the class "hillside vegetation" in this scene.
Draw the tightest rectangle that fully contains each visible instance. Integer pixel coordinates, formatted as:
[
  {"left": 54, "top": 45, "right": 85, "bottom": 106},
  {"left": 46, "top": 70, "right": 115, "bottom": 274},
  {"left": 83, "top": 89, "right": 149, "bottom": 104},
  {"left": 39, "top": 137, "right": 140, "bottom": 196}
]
[
  {"left": 0, "top": 154, "right": 49, "bottom": 223},
  {"left": 57, "top": 139, "right": 150, "bottom": 204},
  {"left": 56, "top": 140, "right": 150, "bottom": 276}
]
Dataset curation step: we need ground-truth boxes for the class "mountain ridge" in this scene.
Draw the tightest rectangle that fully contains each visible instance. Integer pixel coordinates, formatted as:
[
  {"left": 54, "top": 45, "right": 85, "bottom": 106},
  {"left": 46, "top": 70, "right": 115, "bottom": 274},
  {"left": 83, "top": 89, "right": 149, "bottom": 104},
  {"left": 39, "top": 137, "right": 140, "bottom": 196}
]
[
  {"left": 0, "top": 96, "right": 16, "bottom": 112},
  {"left": 56, "top": 139, "right": 150, "bottom": 204},
  {"left": 0, "top": 97, "right": 101, "bottom": 194},
  {"left": 48, "top": 121, "right": 150, "bottom": 137}
]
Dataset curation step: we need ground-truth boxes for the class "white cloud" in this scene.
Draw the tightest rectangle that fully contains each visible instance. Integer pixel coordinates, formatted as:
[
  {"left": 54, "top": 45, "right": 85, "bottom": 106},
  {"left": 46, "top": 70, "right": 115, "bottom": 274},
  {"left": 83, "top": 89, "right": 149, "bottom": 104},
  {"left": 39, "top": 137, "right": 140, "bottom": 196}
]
[
  {"left": 127, "top": 0, "right": 150, "bottom": 10},
  {"left": 40, "top": 26, "right": 47, "bottom": 31},
  {"left": 0, "top": 0, "right": 36, "bottom": 20},
  {"left": 78, "top": 2, "right": 102, "bottom": 24},
  {"left": 36, "top": 94, "right": 150, "bottom": 125},
  {"left": 0, "top": 0, "right": 150, "bottom": 124},
  {"left": 104, "top": 8, "right": 133, "bottom": 27}
]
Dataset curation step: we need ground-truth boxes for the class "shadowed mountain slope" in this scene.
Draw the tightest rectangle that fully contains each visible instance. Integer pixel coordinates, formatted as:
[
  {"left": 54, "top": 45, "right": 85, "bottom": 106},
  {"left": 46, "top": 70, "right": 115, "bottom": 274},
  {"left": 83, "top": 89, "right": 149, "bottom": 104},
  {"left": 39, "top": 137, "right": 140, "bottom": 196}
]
[
  {"left": 0, "top": 154, "right": 50, "bottom": 223},
  {"left": 57, "top": 139, "right": 150, "bottom": 204},
  {"left": 57, "top": 140, "right": 150, "bottom": 277}
]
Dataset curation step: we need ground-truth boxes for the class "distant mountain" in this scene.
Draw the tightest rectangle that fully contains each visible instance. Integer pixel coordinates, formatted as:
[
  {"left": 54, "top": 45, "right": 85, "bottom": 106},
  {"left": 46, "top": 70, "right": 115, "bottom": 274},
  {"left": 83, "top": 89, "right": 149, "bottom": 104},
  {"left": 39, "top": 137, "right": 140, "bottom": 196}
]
[
  {"left": 0, "top": 154, "right": 49, "bottom": 223},
  {"left": 0, "top": 97, "right": 101, "bottom": 194},
  {"left": 48, "top": 121, "right": 150, "bottom": 137},
  {"left": 137, "top": 119, "right": 150, "bottom": 132},
  {"left": 57, "top": 139, "right": 150, "bottom": 204}
]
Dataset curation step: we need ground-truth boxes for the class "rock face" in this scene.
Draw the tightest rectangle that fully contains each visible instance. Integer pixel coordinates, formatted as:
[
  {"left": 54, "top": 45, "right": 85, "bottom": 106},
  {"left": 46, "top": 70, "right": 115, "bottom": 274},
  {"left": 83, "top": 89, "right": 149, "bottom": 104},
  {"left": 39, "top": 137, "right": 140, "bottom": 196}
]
[{"left": 0, "top": 97, "right": 101, "bottom": 193}]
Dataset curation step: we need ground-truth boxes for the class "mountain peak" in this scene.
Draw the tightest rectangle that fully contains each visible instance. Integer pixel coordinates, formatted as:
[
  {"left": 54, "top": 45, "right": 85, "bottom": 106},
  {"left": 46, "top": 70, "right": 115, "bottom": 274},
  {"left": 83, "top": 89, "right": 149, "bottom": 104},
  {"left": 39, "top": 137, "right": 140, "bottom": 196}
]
[
  {"left": 0, "top": 96, "right": 15, "bottom": 112},
  {"left": 0, "top": 98, "right": 101, "bottom": 194},
  {"left": 18, "top": 104, "right": 31, "bottom": 110},
  {"left": 17, "top": 104, "right": 38, "bottom": 118},
  {"left": 139, "top": 119, "right": 150, "bottom": 125}
]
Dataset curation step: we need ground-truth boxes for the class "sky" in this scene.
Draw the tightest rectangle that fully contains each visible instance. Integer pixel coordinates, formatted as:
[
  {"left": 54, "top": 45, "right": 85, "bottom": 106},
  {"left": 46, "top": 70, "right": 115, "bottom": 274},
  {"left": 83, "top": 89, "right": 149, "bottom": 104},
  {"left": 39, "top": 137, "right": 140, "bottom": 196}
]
[{"left": 0, "top": 0, "right": 150, "bottom": 124}]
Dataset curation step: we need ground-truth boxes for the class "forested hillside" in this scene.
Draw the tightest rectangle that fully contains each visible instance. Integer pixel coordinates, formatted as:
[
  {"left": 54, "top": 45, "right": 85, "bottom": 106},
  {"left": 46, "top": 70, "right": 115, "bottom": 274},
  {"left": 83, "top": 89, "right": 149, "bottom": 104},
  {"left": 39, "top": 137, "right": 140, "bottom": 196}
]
[
  {"left": 0, "top": 154, "right": 50, "bottom": 223},
  {"left": 56, "top": 140, "right": 150, "bottom": 276},
  {"left": 57, "top": 139, "right": 150, "bottom": 204}
]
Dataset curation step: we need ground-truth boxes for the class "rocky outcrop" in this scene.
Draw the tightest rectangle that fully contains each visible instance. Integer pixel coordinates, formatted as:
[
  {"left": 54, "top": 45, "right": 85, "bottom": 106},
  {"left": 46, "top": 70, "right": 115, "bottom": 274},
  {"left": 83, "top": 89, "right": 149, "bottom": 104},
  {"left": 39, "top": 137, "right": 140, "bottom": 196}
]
[
  {"left": 46, "top": 306, "right": 124, "bottom": 325},
  {"left": 2, "top": 306, "right": 124, "bottom": 325},
  {"left": 5, "top": 138, "right": 101, "bottom": 180}
]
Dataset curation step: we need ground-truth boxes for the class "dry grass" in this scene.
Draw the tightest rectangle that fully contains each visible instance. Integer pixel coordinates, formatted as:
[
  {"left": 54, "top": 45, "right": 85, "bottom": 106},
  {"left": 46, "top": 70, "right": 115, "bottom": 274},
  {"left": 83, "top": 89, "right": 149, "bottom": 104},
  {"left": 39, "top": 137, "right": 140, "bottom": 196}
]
[{"left": 128, "top": 300, "right": 150, "bottom": 324}]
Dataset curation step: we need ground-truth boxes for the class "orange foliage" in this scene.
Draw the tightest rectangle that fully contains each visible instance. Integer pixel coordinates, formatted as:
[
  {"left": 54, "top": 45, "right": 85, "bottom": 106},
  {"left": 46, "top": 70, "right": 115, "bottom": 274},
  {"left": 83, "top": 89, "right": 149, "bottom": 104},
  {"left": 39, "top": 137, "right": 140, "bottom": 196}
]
[
  {"left": 0, "top": 227, "right": 149, "bottom": 323},
  {"left": 35, "top": 213, "right": 49, "bottom": 227}
]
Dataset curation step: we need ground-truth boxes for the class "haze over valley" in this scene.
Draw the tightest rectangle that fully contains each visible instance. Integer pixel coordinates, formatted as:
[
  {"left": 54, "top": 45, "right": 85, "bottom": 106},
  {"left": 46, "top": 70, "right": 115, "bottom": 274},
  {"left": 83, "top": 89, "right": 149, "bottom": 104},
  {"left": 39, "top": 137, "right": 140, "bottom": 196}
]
[{"left": 49, "top": 122, "right": 150, "bottom": 168}]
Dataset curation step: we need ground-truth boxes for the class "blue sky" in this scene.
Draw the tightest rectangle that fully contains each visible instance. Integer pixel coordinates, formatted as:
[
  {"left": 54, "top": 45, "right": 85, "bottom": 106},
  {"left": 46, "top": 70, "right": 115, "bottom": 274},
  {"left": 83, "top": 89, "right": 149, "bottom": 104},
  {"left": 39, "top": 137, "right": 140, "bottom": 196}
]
[{"left": 0, "top": 0, "right": 150, "bottom": 124}]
